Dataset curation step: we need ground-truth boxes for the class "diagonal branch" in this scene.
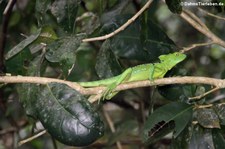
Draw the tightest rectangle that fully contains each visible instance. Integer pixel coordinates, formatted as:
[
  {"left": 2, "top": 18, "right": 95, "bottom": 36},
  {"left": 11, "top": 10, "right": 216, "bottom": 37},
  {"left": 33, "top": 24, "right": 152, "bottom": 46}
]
[
  {"left": 82, "top": 0, "right": 153, "bottom": 42},
  {"left": 198, "top": 7, "right": 225, "bottom": 21},
  {"left": 180, "top": 9, "right": 225, "bottom": 48}
]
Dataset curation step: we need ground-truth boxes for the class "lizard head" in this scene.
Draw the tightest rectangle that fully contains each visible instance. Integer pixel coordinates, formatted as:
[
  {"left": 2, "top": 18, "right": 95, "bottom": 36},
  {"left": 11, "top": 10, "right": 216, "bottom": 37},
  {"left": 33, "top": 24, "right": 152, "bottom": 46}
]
[{"left": 159, "top": 52, "right": 186, "bottom": 68}]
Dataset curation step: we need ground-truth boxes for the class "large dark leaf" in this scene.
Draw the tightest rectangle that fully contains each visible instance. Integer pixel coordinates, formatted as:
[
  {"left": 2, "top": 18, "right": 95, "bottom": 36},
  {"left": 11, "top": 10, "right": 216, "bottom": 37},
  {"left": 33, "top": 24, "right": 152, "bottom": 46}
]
[
  {"left": 50, "top": 0, "right": 80, "bottom": 32},
  {"left": 100, "top": 0, "right": 130, "bottom": 24},
  {"left": 95, "top": 40, "right": 122, "bottom": 79},
  {"left": 171, "top": 126, "right": 191, "bottom": 149},
  {"left": 142, "top": 102, "right": 193, "bottom": 144},
  {"left": 212, "top": 129, "right": 225, "bottom": 149},
  {"left": 36, "top": 83, "right": 104, "bottom": 146},
  {"left": 189, "top": 126, "right": 214, "bottom": 149},
  {"left": 17, "top": 53, "right": 45, "bottom": 117},
  {"left": 105, "top": 16, "right": 176, "bottom": 62}
]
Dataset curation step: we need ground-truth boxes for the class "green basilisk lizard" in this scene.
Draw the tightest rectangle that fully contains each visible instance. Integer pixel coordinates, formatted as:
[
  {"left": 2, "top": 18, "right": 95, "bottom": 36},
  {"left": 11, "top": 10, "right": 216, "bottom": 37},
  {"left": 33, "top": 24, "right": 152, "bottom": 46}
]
[{"left": 78, "top": 52, "right": 186, "bottom": 100}]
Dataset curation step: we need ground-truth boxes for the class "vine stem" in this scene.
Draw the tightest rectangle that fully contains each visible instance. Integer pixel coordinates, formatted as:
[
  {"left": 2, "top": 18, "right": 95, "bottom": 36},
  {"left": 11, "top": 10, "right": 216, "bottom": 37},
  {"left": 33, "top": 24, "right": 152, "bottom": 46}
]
[{"left": 82, "top": 0, "right": 153, "bottom": 42}]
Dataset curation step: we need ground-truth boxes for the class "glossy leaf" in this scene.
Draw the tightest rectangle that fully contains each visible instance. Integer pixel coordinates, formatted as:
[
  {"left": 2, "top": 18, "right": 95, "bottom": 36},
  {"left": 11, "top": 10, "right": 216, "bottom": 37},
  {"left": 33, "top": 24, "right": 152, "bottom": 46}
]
[
  {"left": 50, "top": 0, "right": 80, "bottom": 32},
  {"left": 171, "top": 126, "right": 191, "bottom": 149},
  {"left": 36, "top": 83, "right": 104, "bottom": 146},
  {"left": 35, "top": 0, "right": 52, "bottom": 24},
  {"left": 196, "top": 108, "right": 220, "bottom": 128},
  {"left": 142, "top": 102, "right": 193, "bottom": 144},
  {"left": 158, "top": 68, "right": 198, "bottom": 103},
  {"left": 212, "top": 129, "right": 225, "bottom": 149},
  {"left": 100, "top": 0, "right": 130, "bottom": 24},
  {"left": 5, "top": 47, "right": 33, "bottom": 75},
  {"left": 95, "top": 40, "right": 122, "bottom": 79},
  {"left": 5, "top": 28, "right": 41, "bottom": 60},
  {"left": 45, "top": 34, "right": 85, "bottom": 76},
  {"left": 165, "top": 0, "right": 182, "bottom": 14},
  {"left": 17, "top": 53, "right": 45, "bottom": 117}
]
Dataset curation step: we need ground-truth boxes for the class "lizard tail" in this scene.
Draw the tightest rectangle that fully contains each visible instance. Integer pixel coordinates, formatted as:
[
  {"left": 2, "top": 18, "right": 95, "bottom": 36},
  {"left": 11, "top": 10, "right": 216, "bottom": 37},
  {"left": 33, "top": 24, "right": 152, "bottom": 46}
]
[{"left": 78, "top": 76, "right": 119, "bottom": 87}]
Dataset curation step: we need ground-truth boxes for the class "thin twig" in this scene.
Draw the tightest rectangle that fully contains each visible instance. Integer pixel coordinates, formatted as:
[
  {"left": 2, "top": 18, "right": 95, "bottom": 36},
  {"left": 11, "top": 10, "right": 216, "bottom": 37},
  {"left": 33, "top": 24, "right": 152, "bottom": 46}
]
[
  {"left": 189, "top": 87, "right": 220, "bottom": 101},
  {"left": 18, "top": 130, "right": 47, "bottom": 147},
  {"left": 181, "top": 42, "right": 215, "bottom": 53},
  {"left": 180, "top": 10, "right": 225, "bottom": 48},
  {"left": 103, "top": 107, "right": 122, "bottom": 149},
  {"left": 195, "top": 104, "right": 213, "bottom": 109},
  {"left": 198, "top": 7, "right": 225, "bottom": 21},
  {"left": 82, "top": 0, "right": 153, "bottom": 42}
]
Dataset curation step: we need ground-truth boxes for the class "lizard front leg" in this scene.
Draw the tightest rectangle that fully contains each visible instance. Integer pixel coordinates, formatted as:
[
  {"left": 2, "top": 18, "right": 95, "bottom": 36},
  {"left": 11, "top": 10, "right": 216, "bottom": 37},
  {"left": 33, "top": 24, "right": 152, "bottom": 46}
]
[
  {"left": 149, "top": 64, "right": 155, "bottom": 81},
  {"left": 103, "top": 68, "right": 132, "bottom": 100}
]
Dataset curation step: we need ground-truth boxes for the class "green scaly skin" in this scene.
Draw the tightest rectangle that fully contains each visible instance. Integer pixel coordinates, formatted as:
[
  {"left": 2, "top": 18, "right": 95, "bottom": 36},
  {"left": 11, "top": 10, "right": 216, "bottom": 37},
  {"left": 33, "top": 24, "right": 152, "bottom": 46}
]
[{"left": 78, "top": 52, "right": 186, "bottom": 100}]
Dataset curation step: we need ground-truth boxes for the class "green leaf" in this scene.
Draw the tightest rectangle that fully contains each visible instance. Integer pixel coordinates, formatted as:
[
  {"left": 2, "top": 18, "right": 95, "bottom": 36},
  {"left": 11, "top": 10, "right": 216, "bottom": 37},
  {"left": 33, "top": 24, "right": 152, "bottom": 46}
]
[
  {"left": 45, "top": 34, "right": 85, "bottom": 76},
  {"left": 212, "top": 129, "right": 225, "bottom": 149},
  {"left": 5, "top": 28, "right": 42, "bottom": 60},
  {"left": 35, "top": 0, "right": 52, "bottom": 24},
  {"left": 196, "top": 108, "right": 221, "bottom": 128},
  {"left": 189, "top": 126, "right": 214, "bottom": 149},
  {"left": 36, "top": 83, "right": 104, "bottom": 146},
  {"left": 5, "top": 49, "right": 32, "bottom": 75},
  {"left": 100, "top": 0, "right": 130, "bottom": 24},
  {"left": 171, "top": 126, "right": 191, "bottom": 149},
  {"left": 158, "top": 68, "right": 200, "bottom": 103},
  {"left": 17, "top": 83, "right": 40, "bottom": 117},
  {"left": 142, "top": 102, "right": 193, "bottom": 144},
  {"left": 213, "top": 104, "right": 225, "bottom": 125},
  {"left": 165, "top": 0, "right": 182, "bottom": 14},
  {"left": 95, "top": 40, "right": 122, "bottom": 79},
  {"left": 108, "top": 16, "right": 176, "bottom": 62},
  {"left": 50, "top": 0, "right": 80, "bottom": 32},
  {"left": 17, "top": 54, "right": 45, "bottom": 117}
]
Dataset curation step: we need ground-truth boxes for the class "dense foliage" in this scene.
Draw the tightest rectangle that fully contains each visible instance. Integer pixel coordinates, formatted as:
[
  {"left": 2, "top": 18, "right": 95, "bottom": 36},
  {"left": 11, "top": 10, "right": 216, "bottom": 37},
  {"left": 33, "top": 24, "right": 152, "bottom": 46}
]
[{"left": 0, "top": 0, "right": 225, "bottom": 149}]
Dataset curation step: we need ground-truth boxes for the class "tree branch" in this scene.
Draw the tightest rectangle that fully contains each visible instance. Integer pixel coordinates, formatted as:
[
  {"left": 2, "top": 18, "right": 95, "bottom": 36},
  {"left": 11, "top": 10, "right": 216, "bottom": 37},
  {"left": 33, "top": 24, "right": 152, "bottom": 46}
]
[
  {"left": 180, "top": 42, "right": 215, "bottom": 53},
  {"left": 198, "top": 7, "right": 225, "bottom": 21},
  {"left": 1, "top": 76, "right": 225, "bottom": 102},
  {"left": 180, "top": 9, "right": 225, "bottom": 48},
  {"left": 82, "top": 0, "right": 153, "bottom": 42}
]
